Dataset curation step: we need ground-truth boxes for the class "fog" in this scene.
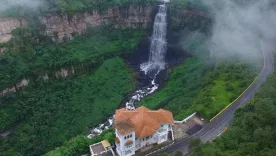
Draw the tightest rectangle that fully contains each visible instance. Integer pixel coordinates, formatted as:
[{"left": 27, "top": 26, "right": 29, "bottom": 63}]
[
  {"left": 184, "top": 0, "right": 276, "bottom": 62},
  {"left": 0, "top": 0, "right": 43, "bottom": 12}
]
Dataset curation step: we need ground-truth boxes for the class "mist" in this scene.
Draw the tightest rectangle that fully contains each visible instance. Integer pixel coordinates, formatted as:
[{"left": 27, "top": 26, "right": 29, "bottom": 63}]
[
  {"left": 183, "top": 0, "right": 276, "bottom": 63},
  {"left": 0, "top": 0, "right": 43, "bottom": 13}
]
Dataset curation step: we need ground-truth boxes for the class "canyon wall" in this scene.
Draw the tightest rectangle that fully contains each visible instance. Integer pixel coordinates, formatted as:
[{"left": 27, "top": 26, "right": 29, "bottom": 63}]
[
  {"left": 0, "top": 18, "right": 26, "bottom": 43},
  {"left": 0, "top": 5, "right": 154, "bottom": 43},
  {"left": 0, "top": 4, "right": 155, "bottom": 96},
  {"left": 0, "top": 5, "right": 212, "bottom": 97},
  {"left": 41, "top": 5, "right": 153, "bottom": 41}
]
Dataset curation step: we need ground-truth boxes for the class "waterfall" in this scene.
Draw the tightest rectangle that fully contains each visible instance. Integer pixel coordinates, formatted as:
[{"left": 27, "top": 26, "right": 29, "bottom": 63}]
[
  {"left": 124, "top": 2, "right": 168, "bottom": 110},
  {"left": 88, "top": 1, "right": 169, "bottom": 138},
  {"left": 141, "top": 3, "right": 168, "bottom": 75}
]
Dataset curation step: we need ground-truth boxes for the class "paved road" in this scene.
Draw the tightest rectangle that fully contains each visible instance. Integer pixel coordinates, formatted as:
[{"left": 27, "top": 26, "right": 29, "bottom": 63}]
[{"left": 148, "top": 39, "right": 274, "bottom": 156}]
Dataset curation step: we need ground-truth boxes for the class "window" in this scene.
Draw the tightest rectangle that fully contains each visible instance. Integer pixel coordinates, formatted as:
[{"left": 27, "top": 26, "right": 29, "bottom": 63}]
[{"left": 125, "top": 134, "right": 132, "bottom": 139}]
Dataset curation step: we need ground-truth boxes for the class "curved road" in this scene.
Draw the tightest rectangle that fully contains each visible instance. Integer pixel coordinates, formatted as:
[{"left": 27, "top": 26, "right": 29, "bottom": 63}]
[{"left": 148, "top": 39, "right": 274, "bottom": 156}]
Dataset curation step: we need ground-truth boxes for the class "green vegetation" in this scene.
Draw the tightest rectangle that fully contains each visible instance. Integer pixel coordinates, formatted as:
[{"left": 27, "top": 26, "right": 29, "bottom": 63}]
[
  {"left": 191, "top": 72, "right": 276, "bottom": 156},
  {"left": 140, "top": 58, "right": 203, "bottom": 119},
  {"left": 189, "top": 138, "right": 202, "bottom": 150},
  {"left": 1, "top": 0, "right": 158, "bottom": 17},
  {"left": 0, "top": 27, "right": 145, "bottom": 91},
  {"left": 43, "top": 129, "right": 115, "bottom": 156},
  {"left": 0, "top": 57, "right": 135, "bottom": 156},
  {"left": 140, "top": 30, "right": 261, "bottom": 120},
  {"left": 158, "top": 153, "right": 170, "bottom": 156},
  {"left": 45, "top": 0, "right": 157, "bottom": 14},
  {"left": 192, "top": 60, "right": 260, "bottom": 119},
  {"left": 175, "top": 150, "right": 184, "bottom": 156}
]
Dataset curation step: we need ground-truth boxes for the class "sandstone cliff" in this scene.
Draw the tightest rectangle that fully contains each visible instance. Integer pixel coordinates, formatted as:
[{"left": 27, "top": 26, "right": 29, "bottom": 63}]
[
  {"left": 0, "top": 5, "right": 154, "bottom": 43},
  {"left": 0, "top": 18, "right": 26, "bottom": 43},
  {"left": 41, "top": 5, "right": 153, "bottom": 41}
]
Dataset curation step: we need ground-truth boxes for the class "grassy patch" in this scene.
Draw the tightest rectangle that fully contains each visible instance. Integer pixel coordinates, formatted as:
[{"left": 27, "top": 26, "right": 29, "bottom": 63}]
[
  {"left": 140, "top": 58, "right": 203, "bottom": 120},
  {"left": 193, "top": 62, "right": 259, "bottom": 119},
  {"left": 0, "top": 57, "right": 135, "bottom": 156},
  {"left": 140, "top": 57, "right": 259, "bottom": 120}
]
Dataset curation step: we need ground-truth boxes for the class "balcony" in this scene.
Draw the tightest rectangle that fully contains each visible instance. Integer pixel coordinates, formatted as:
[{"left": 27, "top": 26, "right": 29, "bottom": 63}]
[{"left": 158, "top": 128, "right": 167, "bottom": 134}]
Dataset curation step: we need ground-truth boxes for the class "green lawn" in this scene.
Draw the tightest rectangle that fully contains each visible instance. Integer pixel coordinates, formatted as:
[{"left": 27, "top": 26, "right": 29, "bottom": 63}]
[{"left": 0, "top": 57, "right": 135, "bottom": 156}]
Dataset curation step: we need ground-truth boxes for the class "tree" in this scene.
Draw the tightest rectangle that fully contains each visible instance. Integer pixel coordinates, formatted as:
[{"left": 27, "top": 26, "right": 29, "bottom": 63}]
[
  {"left": 189, "top": 138, "right": 202, "bottom": 150},
  {"left": 175, "top": 150, "right": 183, "bottom": 156}
]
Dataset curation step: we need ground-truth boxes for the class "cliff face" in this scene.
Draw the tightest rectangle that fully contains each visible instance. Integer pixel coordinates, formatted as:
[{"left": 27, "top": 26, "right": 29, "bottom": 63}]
[
  {"left": 0, "top": 5, "right": 154, "bottom": 43},
  {"left": 0, "top": 18, "right": 26, "bottom": 43},
  {"left": 41, "top": 5, "right": 153, "bottom": 41}
]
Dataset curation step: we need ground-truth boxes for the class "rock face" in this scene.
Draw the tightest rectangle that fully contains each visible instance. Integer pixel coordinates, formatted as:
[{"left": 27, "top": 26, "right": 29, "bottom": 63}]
[
  {"left": 40, "top": 5, "right": 153, "bottom": 41},
  {"left": 0, "top": 5, "right": 154, "bottom": 43},
  {"left": 0, "top": 18, "right": 26, "bottom": 43}
]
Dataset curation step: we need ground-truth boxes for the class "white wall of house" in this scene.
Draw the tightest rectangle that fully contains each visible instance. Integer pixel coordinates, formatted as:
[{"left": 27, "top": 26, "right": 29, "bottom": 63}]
[
  {"left": 116, "top": 123, "right": 173, "bottom": 156},
  {"left": 116, "top": 130, "right": 135, "bottom": 156}
]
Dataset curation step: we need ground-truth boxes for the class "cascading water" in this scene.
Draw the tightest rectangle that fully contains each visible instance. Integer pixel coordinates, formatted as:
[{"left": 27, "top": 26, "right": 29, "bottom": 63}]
[
  {"left": 88, "top": 2, "right": 169, "bottom": 138},
  {"left": 125, "top": 2, "right": 168, "bottom": 110},
  {"left": 141, "top": 3, "right": 168, "bottom": 75}
]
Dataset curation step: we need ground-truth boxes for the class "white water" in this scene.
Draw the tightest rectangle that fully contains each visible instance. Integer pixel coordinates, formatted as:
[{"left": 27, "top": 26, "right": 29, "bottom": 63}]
[
  {"left": 88, "top": 2, "right": 168, "bottom": 138},
  {"left": 141, "top": 3, "right": 168, "bottom": 75}
]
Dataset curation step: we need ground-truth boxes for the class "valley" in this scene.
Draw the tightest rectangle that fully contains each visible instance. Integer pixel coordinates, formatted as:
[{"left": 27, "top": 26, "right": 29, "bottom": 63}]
[{"left": 0, "top": 0, "right": 274, "bottom": 156}]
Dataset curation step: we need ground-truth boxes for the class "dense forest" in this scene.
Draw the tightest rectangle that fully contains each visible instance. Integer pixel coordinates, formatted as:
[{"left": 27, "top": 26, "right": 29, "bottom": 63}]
[
  {"left": 0, "top": 26, "right": 145, "bottom": 91},
  {"left": 0, "top": 0, "right": 269, "bottom": 156},
  {"left": 1, "top": 0, "right": 157, "bottom": 17},
  {"left": 0, "top": 57, "right": 135, "bottom": 156}
]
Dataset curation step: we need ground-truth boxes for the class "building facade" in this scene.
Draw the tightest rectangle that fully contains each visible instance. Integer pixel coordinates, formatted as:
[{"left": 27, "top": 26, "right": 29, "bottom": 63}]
[{"left": 114, "top": 106, "right": 174, "bottom": 156}]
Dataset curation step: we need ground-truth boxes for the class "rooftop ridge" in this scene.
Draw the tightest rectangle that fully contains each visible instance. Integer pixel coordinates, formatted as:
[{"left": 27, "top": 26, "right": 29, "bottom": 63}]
[{"left": 114, "top": 106, "right": 174, "bottom": 137}]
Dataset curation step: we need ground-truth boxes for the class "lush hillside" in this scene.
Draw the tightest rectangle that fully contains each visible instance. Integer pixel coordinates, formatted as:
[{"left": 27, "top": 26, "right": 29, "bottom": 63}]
[
  {"left": 0, "top": 26, "right": 145, "bottom": 91},
  {"left": 44, "top": 129, "right": 115, "bottom": 156},
  {"left": 140, "top": 30, "right": 261, "bottom": 120},
  {"left": 1, "top": 0, "right": 157, "bottom": 17},
  {"left": 192, "top": 72, "right": 276, "bottom": 156},
  {"left": 0, "top": 57, "right": 135, "bottom": 156}
]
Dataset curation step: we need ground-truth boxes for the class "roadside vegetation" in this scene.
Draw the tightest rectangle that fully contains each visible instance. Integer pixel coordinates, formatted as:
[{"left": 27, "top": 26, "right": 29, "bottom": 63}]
[
  {"left": 140, "top": 29, "right": 261, "bottom": 120},
  {"left": 192, "top": 72, "right": 276, "bottom": 156},
  {"left": 0, "top": 57, "right": 135, "bottom": 156}
]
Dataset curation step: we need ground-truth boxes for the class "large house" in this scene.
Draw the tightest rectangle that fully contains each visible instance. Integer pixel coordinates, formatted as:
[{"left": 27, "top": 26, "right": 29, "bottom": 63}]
[{"left": 114, "top": 106, "right": 174, "bottom": 156}]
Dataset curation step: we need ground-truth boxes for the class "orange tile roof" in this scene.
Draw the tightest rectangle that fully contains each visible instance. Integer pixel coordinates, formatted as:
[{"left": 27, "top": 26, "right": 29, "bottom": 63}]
[{"left": 114, "top": 106, "right": 174, "bottom": 138}]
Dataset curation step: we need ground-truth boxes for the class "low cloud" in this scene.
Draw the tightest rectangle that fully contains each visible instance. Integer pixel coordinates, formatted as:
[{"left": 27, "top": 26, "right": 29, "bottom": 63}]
[
  {"left": 0, "top": 0, "right": 43, "bottom": 12},
  {"left": 209, "top": 0, "right": 276, "bottom": 60},
  {"left": 184, "top": 0, "right": 276, "bottom": 63}
]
